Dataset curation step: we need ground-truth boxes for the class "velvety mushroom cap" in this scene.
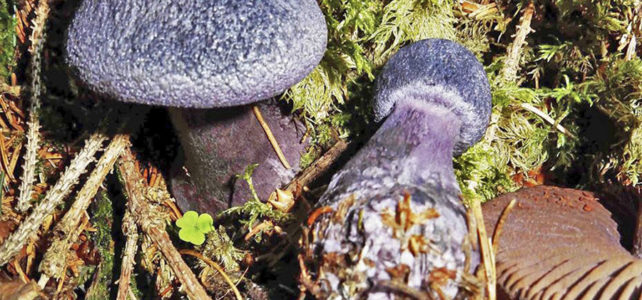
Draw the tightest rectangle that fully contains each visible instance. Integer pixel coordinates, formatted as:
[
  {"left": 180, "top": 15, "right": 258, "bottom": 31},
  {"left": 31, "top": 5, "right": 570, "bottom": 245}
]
[
  {"left": 66, "top": 0, "right": 327, "bottom": 107},
  {"left": 374, "top": 39, "right": 491, "bottom": 154}
]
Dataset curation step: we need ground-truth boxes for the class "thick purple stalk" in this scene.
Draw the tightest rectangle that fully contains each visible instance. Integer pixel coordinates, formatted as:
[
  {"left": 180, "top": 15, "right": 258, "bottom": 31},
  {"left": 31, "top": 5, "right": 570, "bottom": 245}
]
[
  {"left": 307, "top": 98, "right": 471, "bottom": 299},
  {"left": 169, "top": 102, "right": 307, "bottom": 214}
]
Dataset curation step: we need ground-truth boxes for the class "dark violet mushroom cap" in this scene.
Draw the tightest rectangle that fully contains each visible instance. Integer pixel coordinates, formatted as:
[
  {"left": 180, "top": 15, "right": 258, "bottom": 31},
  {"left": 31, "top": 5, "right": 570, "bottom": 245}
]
[
  {"left": 66, "top": 0, "right": 327, "bottom": 108},
  {"left": 374, "top": 39, "right": 491, "bottom": 154}
]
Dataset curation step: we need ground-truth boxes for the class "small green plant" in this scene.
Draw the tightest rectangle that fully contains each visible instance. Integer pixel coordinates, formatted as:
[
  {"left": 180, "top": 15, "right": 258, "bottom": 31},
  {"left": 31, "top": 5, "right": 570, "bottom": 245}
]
[{"left": 176, "top": 211, "right": 214, "bottom": 246}]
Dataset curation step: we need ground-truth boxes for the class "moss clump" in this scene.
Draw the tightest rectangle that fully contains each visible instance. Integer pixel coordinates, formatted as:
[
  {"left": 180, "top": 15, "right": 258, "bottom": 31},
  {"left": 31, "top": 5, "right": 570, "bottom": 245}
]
[
  {"left": 85, "top": 191, "right": 115, "bottom": 299},
  {"left": 286, "top": 0, "right": 461, "bottom": 162},
  {"left": 0, "top": 0, "right": 15, "bottom": 82}
]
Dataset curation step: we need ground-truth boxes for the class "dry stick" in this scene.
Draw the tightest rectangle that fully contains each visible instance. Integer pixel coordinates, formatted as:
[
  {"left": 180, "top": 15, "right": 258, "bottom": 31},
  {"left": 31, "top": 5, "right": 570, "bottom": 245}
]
[
  {"left": 471, "top": 199, "right": 496, "bottom": 300},
  {"left": 37, "top": 133, "right": 130, "bottom": 287},
  {"left": 501, "top": 1, "right": 534, "bottom": 83},
  {"left": 284, "top": 139, "right": 349, "bottom": 193},
  {"left": 179, "top": 249, "right": 243, "bottom": 300},
  {"left": 252, "top": 105, "right": 291, "bottom": 169},
  {"left": 0, "top": 132, "right": 107, "bottom": 266},
  {"left": 17, "top": 0, "right": 51, "bottom": 212},
  {"left": 116, "top": 211, "right": 139, "bottom": 300},
  {"left": 118, "top": 145, "right": 212, "bottom": 300}
]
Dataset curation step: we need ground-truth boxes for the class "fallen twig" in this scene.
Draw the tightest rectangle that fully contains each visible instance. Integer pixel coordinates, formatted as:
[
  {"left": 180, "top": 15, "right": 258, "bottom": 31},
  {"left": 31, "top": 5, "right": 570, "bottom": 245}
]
[
  {"left": 501, "top": 1, "right": 534, "bottom": 83},
  {"left": 0, "top": 83, "right": 20, "bottom": 97},
  {"left": 116, "top": 211, "right": 138, "bottom": 300},
  {"left": 0, "top": 131, "right": 107, "bottom": 266},
  {"left": 118, "top": 145, "right": 212, "bottom": 300},
  {"left": 17, "top": 0, "right": 51, "bottom": 212},
  {"left": 285, "top": 139, "right": 349, "bottom": 193}
]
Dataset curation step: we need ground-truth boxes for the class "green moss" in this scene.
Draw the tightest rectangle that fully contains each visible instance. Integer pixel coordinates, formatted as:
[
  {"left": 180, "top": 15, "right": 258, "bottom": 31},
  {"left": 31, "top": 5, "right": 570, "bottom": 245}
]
[
  {"left": 286, "top": 0, "right": 463, "bottom": 165},
  {"left": 0, "top": 0, "right": 15, "bottom": 82},
  {"left": 86, "top": 190, "right": 115, "bottom": 300}
]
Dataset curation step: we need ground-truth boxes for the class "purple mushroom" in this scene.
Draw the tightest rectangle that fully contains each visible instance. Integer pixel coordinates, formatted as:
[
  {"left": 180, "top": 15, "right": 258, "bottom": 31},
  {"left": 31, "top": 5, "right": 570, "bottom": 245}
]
[
  {"left": 65, "top": 0, "right": 327, "bottom": 214},
  {"left": 304, "top": 39, "right": 491, "bottom": 298}
]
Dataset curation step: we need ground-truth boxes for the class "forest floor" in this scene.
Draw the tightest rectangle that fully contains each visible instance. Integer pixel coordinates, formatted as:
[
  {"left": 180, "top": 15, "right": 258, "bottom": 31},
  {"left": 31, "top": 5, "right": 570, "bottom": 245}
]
[{"left": 0, "top": 0, "right": 641, "bottom": 299}]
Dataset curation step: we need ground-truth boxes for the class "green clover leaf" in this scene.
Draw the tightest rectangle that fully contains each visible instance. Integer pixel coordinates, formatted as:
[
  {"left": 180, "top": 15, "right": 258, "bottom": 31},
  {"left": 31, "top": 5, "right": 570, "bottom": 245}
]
[{"left": 176, "top": 211, "right": 214, "bottom": 245}]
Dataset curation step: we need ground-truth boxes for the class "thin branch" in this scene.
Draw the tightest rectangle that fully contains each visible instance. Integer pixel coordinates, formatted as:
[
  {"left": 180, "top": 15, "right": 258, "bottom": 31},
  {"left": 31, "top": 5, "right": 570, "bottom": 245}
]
[
  {"left": 501, "top": 1, "right": 534, "bottom": 83},
  {"left": 0, "top": 82, "right": 20, "bottom": 97},
  {"left": 0, "top": 132, "right": 107, "bottom": 266},
  {"left": 285, "top": 139, "right": 349, "bottom": 193},
  {"left": 252, "top": 105, "right": 291, "bottom": 169},
  {"left": 116, "top": 212, "right": 138, "bottom": 300},
  {"left": 38, "top": 133, "right": 129, "bottom": 283},
  {"left": 17, "top": 0, "right": 51, "bottom": 212},
  {"left": 118, "top": 145, "right": 212, "bottom": 300}
]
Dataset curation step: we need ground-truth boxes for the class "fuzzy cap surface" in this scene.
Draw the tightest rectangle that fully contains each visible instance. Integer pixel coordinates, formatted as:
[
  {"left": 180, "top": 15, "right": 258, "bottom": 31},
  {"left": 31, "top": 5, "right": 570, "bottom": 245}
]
[
  {"left": 66, "top": 0, "right": 327, "bottom": 107},
  {"left": 374, "top": 39, "right": 491, "bottom": 154}
]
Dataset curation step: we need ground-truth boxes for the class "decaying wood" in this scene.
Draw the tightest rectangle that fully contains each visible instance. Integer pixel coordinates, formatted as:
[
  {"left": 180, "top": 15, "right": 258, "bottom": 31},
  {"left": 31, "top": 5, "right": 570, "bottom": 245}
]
[{"left": 118, "top": 145, "right": 211, "bottom": 300}]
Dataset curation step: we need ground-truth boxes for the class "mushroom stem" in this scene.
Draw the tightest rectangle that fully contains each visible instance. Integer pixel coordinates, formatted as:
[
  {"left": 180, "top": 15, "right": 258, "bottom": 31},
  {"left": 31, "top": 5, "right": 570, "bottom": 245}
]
[
  {"left": 252, "top": 105, "right": 291, "bottom": 169},
  {"left": 361, "top": 99, "right": 461, "bottom": 188},
  {"left": 308, "top": 99, "right": 469, "bottom": 298},
  {"left": 168, "top": 103, "right": 306, "bottom": 214}
]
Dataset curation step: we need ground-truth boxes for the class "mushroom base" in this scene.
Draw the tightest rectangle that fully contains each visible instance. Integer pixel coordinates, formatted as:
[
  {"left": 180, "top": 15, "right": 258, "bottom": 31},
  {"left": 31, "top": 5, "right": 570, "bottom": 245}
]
[
  {"left": 169, "top": 102, "right": 307, "bottom": 215},
  {"left": 303, "top": 102, "right": 477, "bottom": 299}
]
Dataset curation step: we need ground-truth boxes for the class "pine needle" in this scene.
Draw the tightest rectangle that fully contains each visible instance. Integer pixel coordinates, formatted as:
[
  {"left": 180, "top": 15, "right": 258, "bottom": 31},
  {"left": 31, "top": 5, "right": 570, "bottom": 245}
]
[{"left": 252, "top": 105, "right": 291, "bottom": 169}]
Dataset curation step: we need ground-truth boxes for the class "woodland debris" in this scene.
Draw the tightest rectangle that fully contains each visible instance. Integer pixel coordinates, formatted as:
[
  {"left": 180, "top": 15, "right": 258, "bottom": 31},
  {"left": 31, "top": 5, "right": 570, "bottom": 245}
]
[
  {"left": 17, "top": 0, "right": 50, "bottom": 212},
  {"left": 117, "top": 144, "right": 211, "bottom": 300},
  {"left": 116, "top": 212, "right": 138, "bottom": 300},
  {"left": 38, "top": 133, "right": 129, "bottom": 286},
  {"left": 0, "top": 131, "right": 107, "bottom": 266}
]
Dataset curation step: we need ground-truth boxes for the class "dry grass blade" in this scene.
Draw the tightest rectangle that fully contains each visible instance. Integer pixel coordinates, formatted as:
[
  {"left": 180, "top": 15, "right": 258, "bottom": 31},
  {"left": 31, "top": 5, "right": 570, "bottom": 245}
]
[
  {"left": 0, "top": 131, "right": 107, "bottom": 266},
  {"left": 471, "top": 199, "right": 496, "bottom": 300},
  {"left": 118, "top": 145, "right": 212, "bottom": 300},
  {"left": 491, "top": 199, "right": 516, "bottom": 255},
  {"left": 252, "top": 105, "right": 291, "bottom": 169}
]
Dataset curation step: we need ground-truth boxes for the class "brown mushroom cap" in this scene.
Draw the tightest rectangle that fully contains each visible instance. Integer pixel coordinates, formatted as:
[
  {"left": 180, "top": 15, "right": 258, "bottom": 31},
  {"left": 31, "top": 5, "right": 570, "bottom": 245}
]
[{"left": 483, "top": 185, "right": 642, "bottom": 299}]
